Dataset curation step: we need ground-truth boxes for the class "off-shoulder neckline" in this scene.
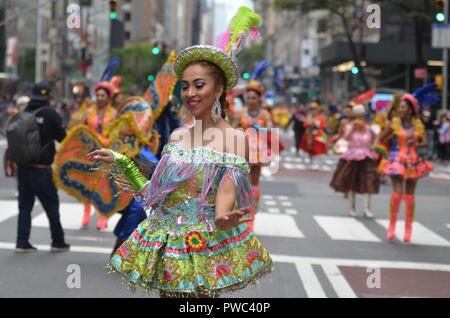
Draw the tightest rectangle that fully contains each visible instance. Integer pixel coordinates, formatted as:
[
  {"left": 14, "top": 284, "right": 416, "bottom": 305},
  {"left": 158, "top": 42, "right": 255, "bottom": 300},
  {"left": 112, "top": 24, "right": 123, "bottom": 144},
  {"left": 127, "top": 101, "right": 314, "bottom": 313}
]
[{"left": 165, "top": 142, "right": 248, "bottom": 163}]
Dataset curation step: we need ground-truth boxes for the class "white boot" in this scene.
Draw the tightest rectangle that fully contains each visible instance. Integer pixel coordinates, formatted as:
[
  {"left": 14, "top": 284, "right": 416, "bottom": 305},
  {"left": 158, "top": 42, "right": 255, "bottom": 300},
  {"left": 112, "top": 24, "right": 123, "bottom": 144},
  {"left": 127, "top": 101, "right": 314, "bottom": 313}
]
[
  {"left": 363, "top": 194, "right": 374, "bottom": 219},
  {"left": 349, "top": 192, "right": 357, "bottom": 217}
]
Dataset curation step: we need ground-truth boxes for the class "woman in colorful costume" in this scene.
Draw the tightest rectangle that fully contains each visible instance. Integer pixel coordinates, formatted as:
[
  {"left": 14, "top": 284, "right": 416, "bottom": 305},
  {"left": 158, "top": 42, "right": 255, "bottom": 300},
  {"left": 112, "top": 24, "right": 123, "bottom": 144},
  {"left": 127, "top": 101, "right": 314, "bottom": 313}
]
[
  {"left": 377, "top": 94, "right": 432, "bottom": 242},
  {"left": 81, "top": 82, "right": 118, "bottom": 229},
  {"left": 300, "top": 102, "right": 327, "bottom": 166},
  {"left": 87, "top": 7, "right": 272, "bottom": 297},
  {"left": 330, "top": 104, "right": 379, "bottom": 218},
  {"left": 238, "top": 80, "right": 272, "bottom": 231}
]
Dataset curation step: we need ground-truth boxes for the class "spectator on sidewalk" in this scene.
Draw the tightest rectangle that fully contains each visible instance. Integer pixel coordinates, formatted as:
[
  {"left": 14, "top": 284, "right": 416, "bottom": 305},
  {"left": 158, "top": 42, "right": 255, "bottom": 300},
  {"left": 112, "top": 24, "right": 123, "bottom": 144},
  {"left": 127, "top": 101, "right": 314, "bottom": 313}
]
[
  {"left": 10, "top": 83, "right": 70, "bottom": 253},
  {"left": 285, "top": 104, "right": 306, "bottom": 156},
  {"left": 421, "top": 108, "right": 437, "bottom": 160},
  {"left": 437, "top": 111, "right": 450, "bottom": 163}
]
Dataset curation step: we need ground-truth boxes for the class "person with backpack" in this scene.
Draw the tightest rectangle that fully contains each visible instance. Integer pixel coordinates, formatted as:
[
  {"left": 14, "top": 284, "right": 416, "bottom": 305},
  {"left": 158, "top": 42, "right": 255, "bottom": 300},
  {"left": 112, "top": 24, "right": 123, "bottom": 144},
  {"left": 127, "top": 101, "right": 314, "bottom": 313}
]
[{"left": 6, "top": 83, "right": 70, "bottom": 253}]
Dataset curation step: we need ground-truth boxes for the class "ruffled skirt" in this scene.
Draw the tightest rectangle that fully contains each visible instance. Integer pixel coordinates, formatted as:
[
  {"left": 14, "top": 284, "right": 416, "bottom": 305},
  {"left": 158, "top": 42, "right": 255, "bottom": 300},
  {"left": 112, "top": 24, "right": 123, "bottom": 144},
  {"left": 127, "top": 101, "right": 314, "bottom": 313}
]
[
  {"left": 378, "top": 154, "right": 432, "bottom": 179},
  {"left": 330, "top": 158, "right": 380, "bottom": 194},
  {"left": 300, "top": 135, "right": 327, "bottom": 156},
  {"left": 105, "top": 219, "right": 272, "bottom": 297}
]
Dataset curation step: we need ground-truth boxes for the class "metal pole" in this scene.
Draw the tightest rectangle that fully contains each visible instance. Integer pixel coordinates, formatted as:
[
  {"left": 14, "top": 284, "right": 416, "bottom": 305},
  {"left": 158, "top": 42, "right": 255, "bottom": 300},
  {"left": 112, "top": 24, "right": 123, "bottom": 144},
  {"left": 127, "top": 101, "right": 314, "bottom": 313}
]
[
  {"left": 35, "top": 0, "right": 43, "bottom": 82},
  {"left": 443, "top": 0, "right": 449, "bottom": 111}
]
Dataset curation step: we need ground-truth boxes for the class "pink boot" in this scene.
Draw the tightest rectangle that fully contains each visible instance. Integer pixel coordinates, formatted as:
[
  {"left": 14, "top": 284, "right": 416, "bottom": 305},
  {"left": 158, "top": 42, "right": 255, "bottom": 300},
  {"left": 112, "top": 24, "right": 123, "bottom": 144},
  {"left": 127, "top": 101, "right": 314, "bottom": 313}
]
[
  {"left": 403, "top": 194, "right": 415, "bottom": 243},
  {"left": 82, "top": 204, "right": 91, "bottom": 227},
  {"left": 387, "top": 192, "right": 403, "bottom": 240},
  {"left": 96, "top": 216, "right": 108, "bottom": 230}
]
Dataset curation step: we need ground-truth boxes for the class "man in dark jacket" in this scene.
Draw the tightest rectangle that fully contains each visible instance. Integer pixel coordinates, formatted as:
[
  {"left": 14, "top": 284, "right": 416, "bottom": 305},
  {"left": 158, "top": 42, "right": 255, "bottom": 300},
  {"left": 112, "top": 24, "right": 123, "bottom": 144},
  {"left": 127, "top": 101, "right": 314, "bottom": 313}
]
[{"left": 15, "top": 83, "right": 70, "bottom": 253}]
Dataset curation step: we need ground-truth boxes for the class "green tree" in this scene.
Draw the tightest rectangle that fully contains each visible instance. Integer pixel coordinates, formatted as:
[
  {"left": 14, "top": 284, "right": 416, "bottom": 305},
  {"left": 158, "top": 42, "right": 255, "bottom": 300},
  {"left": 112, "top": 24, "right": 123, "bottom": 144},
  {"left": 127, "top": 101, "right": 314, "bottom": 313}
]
[
  {"left": 111, "top": 43, "right": 167, "bottom": 93},
  {"left": 236, "top": 41, "right": 266, "bottom": 77}
]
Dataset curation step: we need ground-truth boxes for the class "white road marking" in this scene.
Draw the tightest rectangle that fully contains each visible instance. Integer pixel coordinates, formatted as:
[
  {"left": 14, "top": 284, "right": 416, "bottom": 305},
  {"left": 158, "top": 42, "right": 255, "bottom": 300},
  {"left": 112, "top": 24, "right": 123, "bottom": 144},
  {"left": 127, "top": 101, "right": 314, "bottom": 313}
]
[
  {"left": 262, "top": 195, "right": 273, "bottom": 199},
  {"left": 314, "top": 216, "right": 382, "bottom": 242},
  {"left": 0, "top": 200, "right": 19, "bottom": 223},
  {"left": 264, "top": 200, "right": 277, "bottom": 206},
  {"left": 376, "top": 219, "right": 450, "bottom": 247},
  {"left": 281, "top": 201, "right": 293, "bottom": 207},
  {"left": 285, "top": 209, "right": 298, "bottom": 215},
  {"left": 294, "top": 262, "right": 327, "bottom": 298},
  {"left": 32, "top": 202, "right": 121, "bottom": 232},
  {"left": 321, "top": 264, "right": 357, "bottom": 298},
  {"left": 254, "top": 213, "right": 304, "bottom": 238},
  {"left": 278, "top": 196, "right": 289, "bottom": 200},
  {"left": 267, "top": 208, "right": 280, "bottom": 214},
  {"left": 272, "top": 254, "right": 450, "bottom": 272},
  {"left": 0, "top": 242, "right": 111, "bottom": 254}
]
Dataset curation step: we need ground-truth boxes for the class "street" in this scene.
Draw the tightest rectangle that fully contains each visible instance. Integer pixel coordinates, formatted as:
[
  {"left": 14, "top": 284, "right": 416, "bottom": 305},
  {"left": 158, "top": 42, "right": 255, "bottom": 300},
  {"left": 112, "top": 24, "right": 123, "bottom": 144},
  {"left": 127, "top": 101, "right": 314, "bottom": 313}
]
[{"left": 1, "top": 132, "right": 449, "bottom": 298}]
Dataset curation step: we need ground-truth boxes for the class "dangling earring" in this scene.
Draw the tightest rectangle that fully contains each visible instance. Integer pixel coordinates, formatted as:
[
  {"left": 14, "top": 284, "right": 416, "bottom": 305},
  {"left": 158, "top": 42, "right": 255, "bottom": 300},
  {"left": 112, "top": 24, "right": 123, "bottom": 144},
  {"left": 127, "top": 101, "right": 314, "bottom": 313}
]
[
  {"left": 211, "top": 99, "right": 222, "bottom": 123},
  {"left": 180, "top": 105, "right": 188, "bottom": 123}
]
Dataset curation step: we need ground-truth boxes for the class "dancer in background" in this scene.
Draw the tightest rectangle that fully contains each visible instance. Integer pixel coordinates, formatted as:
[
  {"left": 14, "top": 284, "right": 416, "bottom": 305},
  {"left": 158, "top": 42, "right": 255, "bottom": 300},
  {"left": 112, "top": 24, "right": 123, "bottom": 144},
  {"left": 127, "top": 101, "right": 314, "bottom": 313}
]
[
  {"left": 81, "top": 82, "right": 117, "bottom": 229},
  {"left": 330, "top": 104, "right": 379, "bottom": 218},
  {"left": 378, "top": 94, "right": 432, "bottom": 242},
  {"left": 238, "top": 80, "right": 272, "bottom": 231},
  {"left": 300, "top": 102, "right": 327, "bottom": 168}
]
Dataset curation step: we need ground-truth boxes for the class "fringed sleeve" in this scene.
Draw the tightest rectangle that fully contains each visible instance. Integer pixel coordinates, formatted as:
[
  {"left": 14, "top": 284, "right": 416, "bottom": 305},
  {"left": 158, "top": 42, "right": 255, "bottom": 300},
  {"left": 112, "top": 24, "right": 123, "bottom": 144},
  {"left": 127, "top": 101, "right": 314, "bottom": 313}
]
[
  {"left": 219, "top": 167, "right": 255, "bottom": 210},
  {"left": 109, "top": 151, "right": 149, "bottom": 193}
]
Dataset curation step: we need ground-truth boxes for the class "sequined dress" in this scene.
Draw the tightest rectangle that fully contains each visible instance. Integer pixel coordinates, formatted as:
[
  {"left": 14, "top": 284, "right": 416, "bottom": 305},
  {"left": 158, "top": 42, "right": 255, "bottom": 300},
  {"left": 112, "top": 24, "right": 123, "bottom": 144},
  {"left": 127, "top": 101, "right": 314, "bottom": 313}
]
[
  {"left": 106, "top": 142, "right": 272, "bottom": 296},
  {"left": 378, "top": 120, "right": 432, "bottom": 179}
]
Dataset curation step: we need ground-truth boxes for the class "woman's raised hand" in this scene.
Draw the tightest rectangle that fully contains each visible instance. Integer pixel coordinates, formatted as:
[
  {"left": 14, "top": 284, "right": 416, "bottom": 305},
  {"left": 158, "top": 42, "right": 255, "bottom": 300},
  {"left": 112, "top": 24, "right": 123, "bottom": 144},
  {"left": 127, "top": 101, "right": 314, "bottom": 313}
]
[
  {"left": 86, "top": 149, "right": 115, "bottom": 164},
  {"left": 215, "top": 207, "right": 253, "bottom": 231}
]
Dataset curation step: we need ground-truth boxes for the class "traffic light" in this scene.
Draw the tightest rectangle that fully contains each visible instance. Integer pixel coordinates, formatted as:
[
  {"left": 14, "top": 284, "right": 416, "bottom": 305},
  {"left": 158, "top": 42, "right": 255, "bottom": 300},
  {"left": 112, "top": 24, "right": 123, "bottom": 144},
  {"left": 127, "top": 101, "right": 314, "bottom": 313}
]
[
  {"left": 436, "top": 0, "right": 446, "bottom": 22},
  {"left": 242, "top": 72, "right": 250, "bottom": 79},
  {"left": 351, "top": 67, "right": 359, "bottom": 75},
  {"left": 435, "top": 74, "right": 443, "bottom": 90},
  {"left": 152, "top": 47, "right": 160, "bottom": 55},
  {"left": 109, "top": 0, "right": 118, "bottom": 20},
  {"left": 147, "top": 75, "right": 155, "bottom": 81}
]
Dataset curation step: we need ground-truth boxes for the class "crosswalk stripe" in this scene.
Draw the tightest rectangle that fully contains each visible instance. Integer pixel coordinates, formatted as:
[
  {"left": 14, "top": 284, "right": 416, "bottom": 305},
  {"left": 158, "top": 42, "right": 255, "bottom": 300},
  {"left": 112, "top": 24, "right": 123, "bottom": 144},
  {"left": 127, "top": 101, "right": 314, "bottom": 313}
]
[
  {"left": 0, "top": 241, "right": 111, "bottom": 254},
  {"left": 294, "top": 262, "right": 327, "bottom": 298},
  {"left": 0, "top": 200, "right": 19, "bottom": 223},
  {"left": 321, "top": 264, "right": 357, "bottom": 298},
  {"left": 285, "top": 209, "right": 298, "bottom": 215},
  {"left": 314, "top": 216, "right": 382, "bottom": 242},
  {"left": 376, "top": 219, "right": 450, "bottom": 247},
  {"left": 31, "top": 202, "right": 121, "bottom": 232},
  {"left": 254, "top": 213, "right": 304, "bottom": 238}
]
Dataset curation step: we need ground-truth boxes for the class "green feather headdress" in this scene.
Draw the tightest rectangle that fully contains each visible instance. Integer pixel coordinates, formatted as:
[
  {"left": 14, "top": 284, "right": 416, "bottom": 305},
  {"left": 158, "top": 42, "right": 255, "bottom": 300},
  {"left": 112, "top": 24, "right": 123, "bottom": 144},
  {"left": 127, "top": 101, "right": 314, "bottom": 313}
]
[{"left": 174, "top": 6, "right": 261, "bottom": 91}]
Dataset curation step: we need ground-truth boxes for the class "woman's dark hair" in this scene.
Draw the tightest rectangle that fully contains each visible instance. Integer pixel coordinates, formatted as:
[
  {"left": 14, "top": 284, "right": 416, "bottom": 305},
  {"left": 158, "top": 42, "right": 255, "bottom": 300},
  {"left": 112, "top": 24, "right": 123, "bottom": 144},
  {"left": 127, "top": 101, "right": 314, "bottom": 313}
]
[
  {"left": 185, "top": 60, "right": 228, "bottom": 119},
  {"left": 95, "top": 87, "right": 111, "bottom": 98},
  {"left": 403, "top": 99, "right": 417, "bottom": 116}
]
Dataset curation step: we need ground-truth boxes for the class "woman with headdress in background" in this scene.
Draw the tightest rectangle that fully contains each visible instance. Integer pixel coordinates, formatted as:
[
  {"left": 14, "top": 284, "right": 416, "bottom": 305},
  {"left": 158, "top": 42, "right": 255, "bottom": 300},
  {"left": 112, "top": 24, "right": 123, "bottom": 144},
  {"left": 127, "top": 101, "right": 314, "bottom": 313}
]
[
  {"left": 377, "top": 94, "right": 432, "bottom": 242},
  {"left": 238, "top": 80, "right": 272, "bottom": 231},
  {"left": 81, "top": 81, "right": 117, "bottom": 229}
]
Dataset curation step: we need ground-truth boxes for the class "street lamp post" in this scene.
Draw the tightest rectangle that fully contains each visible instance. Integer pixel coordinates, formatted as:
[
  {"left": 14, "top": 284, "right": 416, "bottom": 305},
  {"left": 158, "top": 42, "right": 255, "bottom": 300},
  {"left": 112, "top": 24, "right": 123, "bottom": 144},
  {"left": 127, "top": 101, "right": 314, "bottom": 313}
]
[{"left": 443, "top": 0, "right": 448, "bottom": 111}]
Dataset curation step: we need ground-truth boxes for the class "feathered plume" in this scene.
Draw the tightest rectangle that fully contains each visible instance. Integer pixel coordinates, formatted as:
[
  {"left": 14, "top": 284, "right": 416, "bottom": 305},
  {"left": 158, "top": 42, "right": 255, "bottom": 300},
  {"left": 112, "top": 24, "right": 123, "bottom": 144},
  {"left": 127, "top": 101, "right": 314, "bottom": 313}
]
[
  {"left": 215, "top": 6, "right": 261, "bottom": 56},
  {"left": 251, "top": 60, "right": 270, "bottom": 80},
  {"left": 100, "top": 57, "right": 120, "bottom": 82},
  {"left": 412, "top": 83, "right": 440, "bottom": 109}
]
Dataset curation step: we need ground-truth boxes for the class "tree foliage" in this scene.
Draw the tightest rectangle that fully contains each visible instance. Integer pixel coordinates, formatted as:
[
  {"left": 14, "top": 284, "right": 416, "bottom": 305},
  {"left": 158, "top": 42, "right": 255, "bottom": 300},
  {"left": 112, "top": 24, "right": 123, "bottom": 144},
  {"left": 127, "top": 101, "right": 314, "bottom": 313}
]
[
  {"left": 110, "top": 43, "right": 167, "bottom": 94},
  {"left": 236, "top": 41, "right": 266, "bottom": 76}
]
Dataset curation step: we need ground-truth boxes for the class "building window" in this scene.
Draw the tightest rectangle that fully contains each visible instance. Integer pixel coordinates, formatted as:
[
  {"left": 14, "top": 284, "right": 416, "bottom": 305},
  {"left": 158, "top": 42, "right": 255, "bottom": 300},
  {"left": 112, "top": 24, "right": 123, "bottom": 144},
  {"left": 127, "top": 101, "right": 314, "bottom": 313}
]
[
  {"left": 124, "top": 12, "right": 131, "bottom": 21},
  {"left": 125, "top": 31, "right": 131, "bottom": 41}
]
